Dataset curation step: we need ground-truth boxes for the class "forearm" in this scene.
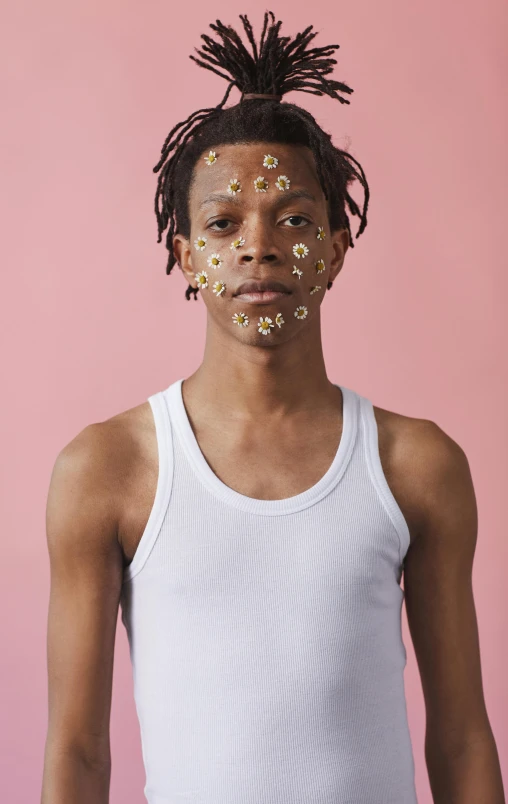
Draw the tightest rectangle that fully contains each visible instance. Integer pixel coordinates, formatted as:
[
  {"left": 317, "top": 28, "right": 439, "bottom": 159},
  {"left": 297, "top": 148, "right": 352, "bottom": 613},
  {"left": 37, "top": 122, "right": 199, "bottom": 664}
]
[
  {"left": 41, "top": 746, "right": 111, "bottom": 804},
  {"left": 426, "top": 730, "right": 505, "bottom": 803}
]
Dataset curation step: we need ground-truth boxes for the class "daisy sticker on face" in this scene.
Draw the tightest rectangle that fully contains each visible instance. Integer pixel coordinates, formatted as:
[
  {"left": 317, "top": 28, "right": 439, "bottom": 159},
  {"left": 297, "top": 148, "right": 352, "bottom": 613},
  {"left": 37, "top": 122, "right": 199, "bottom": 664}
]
[
  {"left": 275, "top": 313, "right": 285, "bottom": 327},
  {"left": 294, "top": 305, "right": 308, "bottom": 320},
  {"left": 253, "top": 176, "right": 268, "bottom": 192},
  {"left": 207, "top": 253, "right": 222, "bottom": 269},
  {"left": 315, "top": 258, "right": 326, "bottom": 274},
  {"left": 212, "top": 280, "right": 226, "bottom": 296},
  {"left": 258, "top": 316, "right": 275, "bottom": 335},
  {"left": 309, "top": 285, "right": 322, "bottom": 295},
  {"left": 203, "top": 151, "right": 218, "bottom": 166},
  {"left": 316, "top": 226, "right": 326, "bottom": 240},
  {"left": 263, "top": 154, "right": 278, "bottom": 169},
  {"left": 232, "top": 312, "right": 249, "bottom": 327},
  {"left": 230, "top": 236, "right": 246, "bottom": 250},
  {"left": 292, "top": 265, "right": 303, "bottom": 279},
  {"left": 227, "top": 178, "right": 241, "bottom": 195},
  {"left": 194, "top": 235, "right": 207, "bottom": 251},
  {"left": 293, "top": 242, "right": 309, "bottom": 259},
  {"left": 195, "top": 270, "right": 208, "bottom": 289},
  {"left": 275, "top": 175, "right": 290, "bottom": 191}
]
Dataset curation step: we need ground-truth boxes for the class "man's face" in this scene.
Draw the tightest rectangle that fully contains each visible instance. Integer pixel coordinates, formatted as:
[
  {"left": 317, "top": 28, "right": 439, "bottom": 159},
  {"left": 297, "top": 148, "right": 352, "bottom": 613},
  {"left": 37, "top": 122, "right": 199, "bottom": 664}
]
[{"left": 173, "top": 141, "right": 348, "bottom": 342}]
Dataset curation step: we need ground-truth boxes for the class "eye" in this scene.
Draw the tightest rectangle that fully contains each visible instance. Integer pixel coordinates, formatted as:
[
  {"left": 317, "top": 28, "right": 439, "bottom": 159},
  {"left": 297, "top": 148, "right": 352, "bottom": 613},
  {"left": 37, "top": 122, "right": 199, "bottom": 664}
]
[
  {"left": 284, "top": 215, "right": 311, "bottom": 227},
  {"left": 208, "top": 219, "right": 231, "bottom": 231}
]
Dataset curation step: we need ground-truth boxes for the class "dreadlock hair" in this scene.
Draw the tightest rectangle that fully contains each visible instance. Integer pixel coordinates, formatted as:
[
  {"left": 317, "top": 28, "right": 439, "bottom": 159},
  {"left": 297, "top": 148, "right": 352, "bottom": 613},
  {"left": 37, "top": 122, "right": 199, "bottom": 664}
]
[{"left": 153, "top": 11, "right": 370, "bottom": 300}]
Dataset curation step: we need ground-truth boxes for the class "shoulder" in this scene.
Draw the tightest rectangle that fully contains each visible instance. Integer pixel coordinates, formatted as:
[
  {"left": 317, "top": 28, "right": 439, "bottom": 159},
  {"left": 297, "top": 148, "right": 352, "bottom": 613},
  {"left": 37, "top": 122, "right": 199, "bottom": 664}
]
[
  {"left": 49, "top": 400, "right": 154, "bottom": 541},
  {"left": 370, "top": 401, "right": 474, "bottom": 545}
]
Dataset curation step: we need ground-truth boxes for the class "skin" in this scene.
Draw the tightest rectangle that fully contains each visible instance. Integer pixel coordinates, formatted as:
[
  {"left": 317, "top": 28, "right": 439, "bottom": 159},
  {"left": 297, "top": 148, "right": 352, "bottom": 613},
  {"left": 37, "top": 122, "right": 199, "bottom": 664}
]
[{"left": 41, "top": 141, "right": 505, "bottom": 803}]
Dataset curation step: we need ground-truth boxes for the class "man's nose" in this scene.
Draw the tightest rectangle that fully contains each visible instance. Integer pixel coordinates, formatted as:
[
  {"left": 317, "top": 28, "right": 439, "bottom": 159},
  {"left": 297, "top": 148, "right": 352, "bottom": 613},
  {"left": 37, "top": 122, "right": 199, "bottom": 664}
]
[{"left": 237, "top": 226, "right": 285, "bottom": 266}]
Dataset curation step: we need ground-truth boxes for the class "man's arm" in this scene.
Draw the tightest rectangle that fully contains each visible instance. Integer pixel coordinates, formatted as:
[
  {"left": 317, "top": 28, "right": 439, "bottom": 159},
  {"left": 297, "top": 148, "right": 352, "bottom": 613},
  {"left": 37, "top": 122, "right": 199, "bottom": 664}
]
[
  {"left": 41, "top": 424, "right": 125, "bottom": 804},
  {"left": 401, "top": 420, "right": 505, "bottom": 803}
]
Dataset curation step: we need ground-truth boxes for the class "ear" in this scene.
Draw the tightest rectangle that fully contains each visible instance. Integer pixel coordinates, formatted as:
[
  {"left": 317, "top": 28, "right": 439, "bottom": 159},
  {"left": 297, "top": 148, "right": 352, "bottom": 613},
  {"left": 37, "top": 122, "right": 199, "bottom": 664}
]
[
  {"left": 173, "top": 233, "right": 197, "bottom": 289},
  {"left": 328, "top": 228, "right": 350, "bottom": 283}
]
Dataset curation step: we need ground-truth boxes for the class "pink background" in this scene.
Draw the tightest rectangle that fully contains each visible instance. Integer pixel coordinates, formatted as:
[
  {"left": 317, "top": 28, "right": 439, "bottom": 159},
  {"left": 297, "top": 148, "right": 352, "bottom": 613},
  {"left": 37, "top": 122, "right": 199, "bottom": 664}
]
[{"left": 1, "top": 0, "right": 506, "bottom": 801}]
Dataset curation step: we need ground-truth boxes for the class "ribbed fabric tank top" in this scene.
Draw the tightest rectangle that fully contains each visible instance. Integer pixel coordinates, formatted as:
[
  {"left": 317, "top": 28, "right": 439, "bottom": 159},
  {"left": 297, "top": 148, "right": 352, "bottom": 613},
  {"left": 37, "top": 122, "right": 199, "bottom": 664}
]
[{"left": 120, "top": 378, "right": 417, "bottom": 804}]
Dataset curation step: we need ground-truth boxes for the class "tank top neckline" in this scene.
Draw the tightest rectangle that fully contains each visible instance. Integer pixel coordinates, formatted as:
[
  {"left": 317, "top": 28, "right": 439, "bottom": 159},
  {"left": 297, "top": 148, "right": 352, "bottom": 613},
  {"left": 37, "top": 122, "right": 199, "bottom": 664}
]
[{"left": 164, "top": 378, "right": 359, "bottom": 516}]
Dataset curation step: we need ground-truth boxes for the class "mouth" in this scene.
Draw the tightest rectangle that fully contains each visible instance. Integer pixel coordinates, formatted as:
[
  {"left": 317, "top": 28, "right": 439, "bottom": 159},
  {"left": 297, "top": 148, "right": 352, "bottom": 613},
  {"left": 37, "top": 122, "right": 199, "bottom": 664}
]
[{"left": 233, "top": 290, "right": 292, "bottom": 304}]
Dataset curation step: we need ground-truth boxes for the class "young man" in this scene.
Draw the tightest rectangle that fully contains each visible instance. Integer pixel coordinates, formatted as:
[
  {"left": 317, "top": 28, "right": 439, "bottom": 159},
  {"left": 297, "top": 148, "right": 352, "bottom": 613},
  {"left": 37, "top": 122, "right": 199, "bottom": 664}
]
[{"left": 41, "top": 13, "right": 504, "bottom": 804}]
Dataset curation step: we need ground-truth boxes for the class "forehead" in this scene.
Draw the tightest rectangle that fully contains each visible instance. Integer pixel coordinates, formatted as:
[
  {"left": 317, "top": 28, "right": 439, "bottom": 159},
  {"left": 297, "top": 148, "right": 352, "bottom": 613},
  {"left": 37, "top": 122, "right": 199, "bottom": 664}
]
[{"left": 189, "top": 142, "right": 322, "bottom": 205}]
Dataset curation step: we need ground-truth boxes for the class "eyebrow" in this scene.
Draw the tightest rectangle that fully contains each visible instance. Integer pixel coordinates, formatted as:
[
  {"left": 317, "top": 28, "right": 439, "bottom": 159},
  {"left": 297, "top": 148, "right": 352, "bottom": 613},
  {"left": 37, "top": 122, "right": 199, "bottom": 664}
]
[{"left": 199, "top": 188, "right": 317, "bottom": 208}]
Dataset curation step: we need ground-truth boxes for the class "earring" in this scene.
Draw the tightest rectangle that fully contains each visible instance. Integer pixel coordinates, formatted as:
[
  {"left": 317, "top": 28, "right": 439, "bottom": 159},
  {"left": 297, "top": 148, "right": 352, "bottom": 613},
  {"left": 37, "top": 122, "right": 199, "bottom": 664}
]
[{"left": 327, "top": 280, "right": 334, "bottom": 290}]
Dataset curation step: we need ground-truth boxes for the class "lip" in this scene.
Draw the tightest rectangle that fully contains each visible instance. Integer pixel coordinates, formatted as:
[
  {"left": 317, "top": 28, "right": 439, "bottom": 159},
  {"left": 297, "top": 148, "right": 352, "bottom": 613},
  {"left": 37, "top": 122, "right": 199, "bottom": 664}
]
[{"left": 234, "top": 291, "right": 291, "bottom": 303}]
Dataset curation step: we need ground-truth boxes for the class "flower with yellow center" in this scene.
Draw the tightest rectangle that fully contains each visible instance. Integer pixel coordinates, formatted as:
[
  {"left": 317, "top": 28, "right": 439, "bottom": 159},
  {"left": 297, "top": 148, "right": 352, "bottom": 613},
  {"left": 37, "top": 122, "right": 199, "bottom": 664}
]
[
  {"left": 275, "top": 175, "right": 290, "bottom": 191},
  {"left": 294, "top": 305, "right": 308, "bottom": 319},
  {"left": 207, "top": 253, "right": 222, "bottom": 269},
  {"left": 253, "top": 176, "right": 268, "bottom": 192},
  {"left": 275, "top": 313, "right": 285, "bottom": 328},
  {"left": 293, "top": 242, "right": 309, "bottom": 259},
  {"left": 258, "top": 316, "right": 275, "bottom": 335},
  {"left": 203, "top": 151, "right": 217, "bottom": 165},
  {"left": 232, "top": 312, "right": 249, "bottom": 327},
  {"left": 316, "top": 226, "right": 326, "bottom": 240},
  {"left": 212, "top": 280, "right": 226, "bottom": 296},
  {"left": 194, "top": 235, "right": 207, "bottom": 251},
  {"left": 292, "top": 265, "right": 303, "bottom": 279},
  {"left": 227, "top": 178, "right": 241, "bottom": 195},
  {"left": 230, "top": 236, "right": 246, "bottom": 250},
  {"left": 315, "top": 258, "right": 326, "bottom": 274},
  {"left": 310, "top": 286, "right": 322, "bottom": 295},
  {"left": 263, "top": 154, "right": 278, "bottom": 169},
  {"left": 195, "top": 271, "right": 208, "bottom": 289}
]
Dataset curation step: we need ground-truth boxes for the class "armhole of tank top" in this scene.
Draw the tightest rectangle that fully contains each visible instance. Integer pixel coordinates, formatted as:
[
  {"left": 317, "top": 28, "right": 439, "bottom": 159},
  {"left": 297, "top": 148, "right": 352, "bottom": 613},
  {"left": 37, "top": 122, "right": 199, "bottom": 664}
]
[
  {"left": 359, "top": 395, "right": 411, "bottom": 569},
  {"left": 122, "top": 390, "right": 173, "bottom": 585}
]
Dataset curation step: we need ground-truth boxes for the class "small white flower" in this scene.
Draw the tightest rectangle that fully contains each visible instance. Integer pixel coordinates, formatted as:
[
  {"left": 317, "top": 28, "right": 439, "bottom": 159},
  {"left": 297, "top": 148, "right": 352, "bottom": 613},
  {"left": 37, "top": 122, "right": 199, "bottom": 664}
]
[
  {"left": 232, "top": 312, "right": 249, "bottom": 327},
  {"left": 230, "top": 236, "right": 246, "bottom": 250},
  {"left": 212, "top": 280, "right": 226, "bottom": 296},
  {"left": 263, "top": 154, "right": 278, "bottom": 169},
  {"left": 275, "top": 313, "right": 285, "bottom": 327},
  {"left": 204, "top": 150, "right": 218, "bottom": 165},
  {"left": 195, "top": 270, "right": 209, "bottom": 289},
  {"left": 315, "top": 258, "right": 326, "bottom": 274},
  {"left": 258, "top": 316, "right": 275, "bottom": 335},
  {"left": 309, "top": 285, "right": 322, "bottom": 295},
  {"left": 292, "top": 265, "right": 303, "bottom": 279},
  {"left": 194, "top": 235, "right": 207, "bottom": 251},
  {"left": 275, "top": 175, "right": 290, "bottom": 191},
  {"left": 227, "top": 178, "right": 241, "bottom": 195},
  {"left": 294, "top": 305, "right": 308, "bottom": 319},
  {"left": 207, "top": 253, "right": 222, "bottom": 269},
  {"left": 293, "top": 242, "right": 309, "bottom": 259},
  {"left": 316, "top": 226, "right": 326, "bottom": 240},
  {"left": 253, "top": 176, "right": 268, "bottom": 192}
]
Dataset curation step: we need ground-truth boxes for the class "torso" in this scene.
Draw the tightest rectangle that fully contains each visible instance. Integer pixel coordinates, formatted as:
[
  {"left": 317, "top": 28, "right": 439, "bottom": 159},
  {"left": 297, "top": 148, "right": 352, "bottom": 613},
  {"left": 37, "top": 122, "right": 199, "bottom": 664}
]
[{"left": 109, "top": 388, "right": 425, "bottom": 571}]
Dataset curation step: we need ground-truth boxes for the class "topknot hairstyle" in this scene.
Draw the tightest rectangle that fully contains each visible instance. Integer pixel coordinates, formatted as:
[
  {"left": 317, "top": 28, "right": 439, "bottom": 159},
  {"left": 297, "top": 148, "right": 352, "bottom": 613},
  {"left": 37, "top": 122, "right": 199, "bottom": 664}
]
[{"left": 153, "top": 11, "right": 370, "bottom": 300}]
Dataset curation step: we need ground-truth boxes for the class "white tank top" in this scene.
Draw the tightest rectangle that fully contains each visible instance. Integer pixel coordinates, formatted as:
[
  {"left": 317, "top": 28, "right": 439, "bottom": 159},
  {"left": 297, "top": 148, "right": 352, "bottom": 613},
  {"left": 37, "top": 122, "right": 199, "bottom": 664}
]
[{"left": 120, "top": 378, "right": 417, "bottom": 804}]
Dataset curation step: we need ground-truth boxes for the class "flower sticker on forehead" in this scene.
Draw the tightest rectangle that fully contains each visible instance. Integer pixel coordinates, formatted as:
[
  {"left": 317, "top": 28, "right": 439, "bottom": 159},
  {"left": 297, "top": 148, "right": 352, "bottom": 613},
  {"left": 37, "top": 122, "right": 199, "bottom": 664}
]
[
  {"left": 230, "top": 236, "right": 246, "bottom": 250},
  {"left": 263, "top": 154, "right": 278, "bottom": 169},
  {"left": 194, "top": 235, "right": 207, "bottom": 251},
  {"left": 293, "top": 242, "right": 309, "bottom": 259},
  {"left": 317, "top": 226, "right": 326, "bottom": 240},
  {"left": 204, "top": 151, "right": 218, "bottom": 166},
  {"left": 275, "top": 175, "right": 290, "bottom": 191},
  {"left": 227, "top": 178, "right": 241, "bottom": 195},
  {"left": 253, "top": 176, "right": 268, "bottom": 192}
]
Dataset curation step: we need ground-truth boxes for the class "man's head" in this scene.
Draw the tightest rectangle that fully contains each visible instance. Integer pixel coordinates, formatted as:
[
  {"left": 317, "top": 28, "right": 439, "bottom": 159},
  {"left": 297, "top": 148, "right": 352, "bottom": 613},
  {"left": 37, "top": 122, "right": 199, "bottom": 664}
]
[
  {"left": 173, "top": 140, "right": 350, "bottom": 342},
  {"left": 153, "top": 11, "right": 370, "bottom": 331}
]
